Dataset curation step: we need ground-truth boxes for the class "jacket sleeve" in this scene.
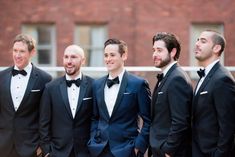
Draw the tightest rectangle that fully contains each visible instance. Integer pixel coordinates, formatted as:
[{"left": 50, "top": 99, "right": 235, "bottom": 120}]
[
  {"left": 212, "top": 77, "right": 235, "bottom": 157},
  {"left": 161, "top": 76, "right": 192, "bottom": 155},
  {"left": 135, "top": 80, "right": 151, "bottom": 153},
  {"left": 39, "top": 85, "right": 52, "bottom": 155}
]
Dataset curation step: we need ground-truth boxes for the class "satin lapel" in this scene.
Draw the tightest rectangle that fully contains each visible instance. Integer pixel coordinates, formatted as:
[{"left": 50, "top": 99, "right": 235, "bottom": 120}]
[
  {"left": 196, "top": 62, "right": 220, "bottom": 96},
  {"left": 75, "top": 75, "right": 87, "bottom": 116},
  {"left": 97, "top": 76, "right": 110, "bottom": 119},
  {"left": 110, "top": 71, "right": 128, "bottom": 118},
  {"left": 158, "top": 64, "right": 177, "bottom": 91},
  {"left": 3, "top": 67, "right": 15, "bottom": 111},
  {"left": 60, "top": 76, "right": 73, "bottom": 119},
  {"left": 17, "top": 66, "right": 38, "bottom": 111}
]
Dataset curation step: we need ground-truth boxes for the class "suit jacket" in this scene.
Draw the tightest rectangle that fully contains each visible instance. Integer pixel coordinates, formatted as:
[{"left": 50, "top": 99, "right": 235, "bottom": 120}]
[
  {"left": 192, "top": 62, "right": 235, "bottom": 157},
  {"left": 39, "top": 75, "right": 94, "bottom": 157},
  {"left": 150, "top": 63, "right": 193, "bottom": 157},
  {"left": 88, "top": 71, "right": 151, "bottom": 157},
  {"left": 0, "top": 65, "right": 52, "bottom": 157}
]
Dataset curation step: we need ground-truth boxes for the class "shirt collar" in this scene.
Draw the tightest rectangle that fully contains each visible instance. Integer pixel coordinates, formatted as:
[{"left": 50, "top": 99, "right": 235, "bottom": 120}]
[
  {"left": 14, "top": 62, "right": 32, "bottom": 75},
  {"left": 108, "top": 68, "right": 125, "bottom": 83},
  {"left": 162, "top": 61, "right": 177, "bottom": 77},
  {"left": 204, "top": 59, "right": 219, "bottom": 76},
  {"left": 66, "top": 71, "right": 82, "bottom": 81}
]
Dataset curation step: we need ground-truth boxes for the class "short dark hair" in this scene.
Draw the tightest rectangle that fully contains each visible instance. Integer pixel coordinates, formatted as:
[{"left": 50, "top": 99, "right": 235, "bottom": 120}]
[
  {"left": 152, "top": 32, "right": 181, "bottom": 60},
  {"left": 13, "top": 34, "right": 36, "bottom": 52},
  {"left": 206, "top": 30, "right": 226, "bottom": 56},
  {"left": 104, "top": 38, "right": 128, "bottom": 56}
]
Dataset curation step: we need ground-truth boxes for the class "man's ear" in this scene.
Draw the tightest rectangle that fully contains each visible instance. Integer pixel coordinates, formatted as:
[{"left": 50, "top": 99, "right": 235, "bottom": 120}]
[
  {"left": 170, "top": 48, "right": 177, "bottom": 59},
  {"left": 122, "top": 52, "right": 128, "bottom": 61},
  {"left": 81, "top": 57, "right": 86, "bottom": 65},
  {"left": 213, "top": 44, "right": 222, "bottom": 55},
  {"left": 30, "top": 48, "right": 36, "bottom": 58}
]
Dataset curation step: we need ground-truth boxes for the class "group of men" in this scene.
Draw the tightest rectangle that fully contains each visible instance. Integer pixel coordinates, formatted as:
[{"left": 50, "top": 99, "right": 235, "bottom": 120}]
[{"left": 0, "top": 30, "right": 234, "bottom": 157}]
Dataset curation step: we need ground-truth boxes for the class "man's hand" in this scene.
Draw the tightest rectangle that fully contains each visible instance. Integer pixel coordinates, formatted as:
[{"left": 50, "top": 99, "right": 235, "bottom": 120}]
[
  {"left": 165, "top": 153, "right": 171, "bottom": 157},
  {"left": 36, "top": 147, "right": 42, "bottom": 157}
]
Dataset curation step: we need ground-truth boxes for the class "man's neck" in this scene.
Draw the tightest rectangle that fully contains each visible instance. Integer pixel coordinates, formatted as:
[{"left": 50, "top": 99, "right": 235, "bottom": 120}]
[{"left": 109, "top": 67, "right": 124, "bottom": 78}]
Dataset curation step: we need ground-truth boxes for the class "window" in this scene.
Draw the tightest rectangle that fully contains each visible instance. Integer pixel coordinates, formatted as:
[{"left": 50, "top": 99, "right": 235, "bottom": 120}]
[
  {"left": 189, "top": 23, "right": 224, "bottom": 78},
  {"left": 74, "top": 25, "right": 107, "bottom": 67},
  {"left": 22, "top": 25, "right": 56, "bottom": 67}
]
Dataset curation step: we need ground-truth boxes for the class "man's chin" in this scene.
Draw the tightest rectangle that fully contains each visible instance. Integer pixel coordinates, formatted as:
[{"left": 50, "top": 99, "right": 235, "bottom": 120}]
[{"left": 66, "top": 70, "right": 75, "bottom": 76}]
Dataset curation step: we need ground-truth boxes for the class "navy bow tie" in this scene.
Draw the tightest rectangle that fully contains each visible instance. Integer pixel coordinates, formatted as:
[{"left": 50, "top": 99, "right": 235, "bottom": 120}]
[
  {"left": 197, "top": 68, "right": 205, "bottom": 78},
  {"left": 66, "top": 78, "right": 81, "bottom": 87},
  {"left": 107, "top": 77, "right": 119, "bottom": 88},
  {"left": 12, "top": 69, "right": 27, "bottom": 76},
  {"left": 156, "top": 73, "right": 164, "bottom": 82}
]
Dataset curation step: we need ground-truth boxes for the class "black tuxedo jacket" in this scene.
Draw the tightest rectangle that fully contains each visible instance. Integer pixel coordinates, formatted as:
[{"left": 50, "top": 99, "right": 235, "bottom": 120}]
[
  {"left": 39, "top": 75, "right": 94, "bottom": 157},
  {"left": 192, "top": 62, "right": 235, "bottom": 157},
  {"left": 150, "top": 63, "right": 193, "bottom": 157},
  {"left": 0, "top": 65, "right": 52, "bottom": 157}
]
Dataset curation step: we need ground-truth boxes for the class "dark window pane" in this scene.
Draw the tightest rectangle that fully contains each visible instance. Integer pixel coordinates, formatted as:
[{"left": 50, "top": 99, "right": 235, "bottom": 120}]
[
  {"left": 38, "top": 27, "right": 51, "bottom": 44},
  {"left": 38, "top": 49, "right": 50, "bottom": 64}
]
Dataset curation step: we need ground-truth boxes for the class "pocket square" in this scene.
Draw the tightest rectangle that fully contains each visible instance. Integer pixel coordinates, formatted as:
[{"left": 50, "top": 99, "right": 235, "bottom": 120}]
[
  {"left": 158, "top": 92, "right": 163, "bottom": 95},
  {"left": 31, "top": 89, "right": 40, "bottom": 92},
  {"left": 83, "top": 97, "right": 92, "bottom": 100},
  {"left": 200, "top": 91, "right": 208, "bottom": 95},
  {"left": 124, "top": 92, "right": 131, "bottom": 95}
]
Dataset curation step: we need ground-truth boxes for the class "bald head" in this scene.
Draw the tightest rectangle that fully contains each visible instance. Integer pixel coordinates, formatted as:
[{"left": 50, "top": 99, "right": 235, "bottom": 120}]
[
  {"left": 64, "top": 45, "right": 85, "bottom": 58},
  {"left": 63, "top": 45, "right": 85, "bottom": 78}
]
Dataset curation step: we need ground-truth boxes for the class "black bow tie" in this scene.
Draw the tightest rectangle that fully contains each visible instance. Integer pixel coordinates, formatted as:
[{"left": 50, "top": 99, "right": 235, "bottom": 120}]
[
  {"left": 197, "top": 68, "right": 205, "bottom": 78},
  {"left": 107, "top": 77, "right": 119, "bottom": 88},
  {"left": 66, "top": 78, "right": 81, "bottom": 87},
  {"left": 12, "top": 69, "right": 27, "bottom": 76},
  {"left": 156, "top": 73, "right": 164, "bottom": 82}
]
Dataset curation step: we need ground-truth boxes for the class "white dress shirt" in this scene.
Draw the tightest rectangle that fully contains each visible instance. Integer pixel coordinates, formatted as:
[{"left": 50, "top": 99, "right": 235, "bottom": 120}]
[
  {"left": 10, "top": 63, "right": 32, "bottom": 111},
  {"left": 104, "top": 69, "right": 125, "bottom": 116},
  {"left": 66, "top": 72, "right": 82, "bottom": 118}
]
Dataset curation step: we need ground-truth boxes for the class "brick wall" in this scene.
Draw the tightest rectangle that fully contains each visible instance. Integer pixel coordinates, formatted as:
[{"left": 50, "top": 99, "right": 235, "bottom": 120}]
[{"left": 0, "top": 0, "right": 235, "bottom": 67}]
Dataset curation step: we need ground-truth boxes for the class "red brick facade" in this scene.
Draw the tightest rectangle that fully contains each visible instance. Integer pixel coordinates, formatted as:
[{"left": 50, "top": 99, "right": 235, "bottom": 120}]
[{"left": 0, "top": 0, "right": 235, "bottom": 67}]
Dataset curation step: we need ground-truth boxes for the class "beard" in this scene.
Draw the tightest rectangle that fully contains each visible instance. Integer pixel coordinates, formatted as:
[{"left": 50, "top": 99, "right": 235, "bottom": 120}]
[
  {"left": 155, "top": 54, "right": 171, "bottom": 68},
  {"left": 65, "top": 66, "right": 79, "bottom": 76}
]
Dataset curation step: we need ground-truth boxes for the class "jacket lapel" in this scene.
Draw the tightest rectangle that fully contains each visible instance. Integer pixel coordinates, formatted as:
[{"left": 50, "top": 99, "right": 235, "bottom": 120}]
[
  {"left": 196, "top": 62, "right": 220, "bottom": 96},
  {"left": 110, "top": 71, "right": 128, "bottom": 118},
  {"left": 157, "top": 63, "right": 177, "bottom": 91},
  {"left": 75, "top": 75, "right": 87, "bottom": 116},
  {"left": 17, "top": 65, "right": 38, "bottom": 112},
  {"left": 60, "top": 76, "right": 73, "bottom": 119},
  {"left": 97, "top": 76, "right": 110, "bottom": 119},
  {"left": 3, "top": 67, "right": 15, "bottom": 111}
]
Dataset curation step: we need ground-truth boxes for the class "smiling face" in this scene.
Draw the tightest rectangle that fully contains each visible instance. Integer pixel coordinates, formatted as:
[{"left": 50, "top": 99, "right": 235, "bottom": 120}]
[
  {"left": 12, "top": 41, "right": 34, "bottom": 70},
  {"left": 104, "top": 44, "right": 127, "bottom": 77},
  {"left": 152, "top": 40, "right": 172, "bottom": 69},
  {"left": 63, "top": 45, "right": 85, "bottom": 79}
]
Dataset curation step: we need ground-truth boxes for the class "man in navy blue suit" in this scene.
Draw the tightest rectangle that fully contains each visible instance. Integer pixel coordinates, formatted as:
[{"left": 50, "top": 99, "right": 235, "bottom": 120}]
[
  {"left": 192, "top": 30, "right": 235, "bottom": 157},
  {"left": 88, "top": 38, "right": 151, "bottom": 157},
  {"left": 0, "top": 34, "right": 52, "bottom": 157},
  {"left": 39, "top": 45, "right": 94, "bottom": 157},
  {"left": 149, "top": 32, "right": 193, "bottom": 157}
]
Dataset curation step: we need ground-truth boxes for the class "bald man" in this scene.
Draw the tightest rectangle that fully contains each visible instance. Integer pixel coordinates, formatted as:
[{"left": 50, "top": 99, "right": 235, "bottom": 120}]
[{"left": 39, "top": 45, "right": 94, "bottom": 157}]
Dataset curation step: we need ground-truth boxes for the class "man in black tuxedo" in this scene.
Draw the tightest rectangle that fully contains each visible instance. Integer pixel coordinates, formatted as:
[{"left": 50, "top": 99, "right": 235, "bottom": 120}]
[
  {"left": 88, "top": 38, "right": 151, "bottom": 157},
  {"left": 149, "top": 32, "right": 193, "bottom": 157},
  {"left": 0, "top": 34, "right": 52, "bottom": 157},
  {"left": 39, "top": 45, "right": 93, "bottom": 157},
  {"left": 192, "top": 30, "right": 235, "bottom": 157}
]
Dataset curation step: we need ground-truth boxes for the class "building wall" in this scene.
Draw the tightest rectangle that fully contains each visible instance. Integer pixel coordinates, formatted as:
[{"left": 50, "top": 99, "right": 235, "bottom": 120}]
[{"left": 0, "top": 0, "right": 235, "bottom": 67}]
